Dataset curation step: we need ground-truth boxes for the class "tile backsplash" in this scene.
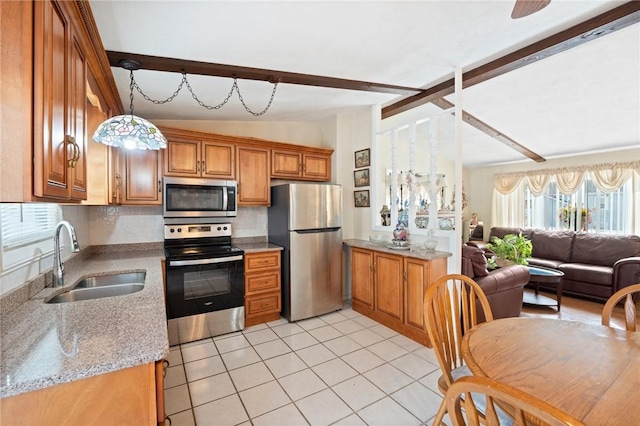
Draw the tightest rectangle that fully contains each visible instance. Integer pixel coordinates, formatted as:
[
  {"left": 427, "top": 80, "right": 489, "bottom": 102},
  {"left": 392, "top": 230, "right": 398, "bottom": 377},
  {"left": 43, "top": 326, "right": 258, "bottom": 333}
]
[
  {"left": 88, "top": 205, "right": 267, "bottom": 245},
  {"left": 1, "top": 204, "right": 268, "bottom": 297}
]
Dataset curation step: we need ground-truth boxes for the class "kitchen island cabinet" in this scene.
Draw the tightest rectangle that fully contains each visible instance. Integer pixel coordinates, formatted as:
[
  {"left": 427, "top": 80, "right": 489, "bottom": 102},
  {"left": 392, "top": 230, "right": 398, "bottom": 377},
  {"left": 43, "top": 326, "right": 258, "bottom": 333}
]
[{"left": 346, "top": 241, "right": 449, "bottom": 346}]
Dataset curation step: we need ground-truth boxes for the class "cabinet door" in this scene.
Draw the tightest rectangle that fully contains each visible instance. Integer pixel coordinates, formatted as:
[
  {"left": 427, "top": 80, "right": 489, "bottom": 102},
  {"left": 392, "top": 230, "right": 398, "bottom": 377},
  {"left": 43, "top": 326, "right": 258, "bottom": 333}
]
[
  {"left": 303, "top": 153, "right": 331, "bottom": 181},
  {"left": 202, "top": 141, "right": 235, "bottom": 179},
  {"left": 374, "top": 252, "right": 403, "bottom": 320},
  {"left": 237, "top": 146, "right": 270, "bottom": 206},
  {"left": 351, "top": 248, "right": 374, "bottom": 308},
  {"left": 271, "top": 150, "right": 302, "bottom": 179},
  {"left": 405, "top": 257, "right": 430, "bottom": 331},
  {"left": 122, "top": 149, "right": 163, "bottom": 205},
  {"left": 165, "top": 138, "right": 200, "bottom": 177},
  {"left": 67, "top": 30, "right": 87, "bottom": 200},
  {"left": 33, "top": 0, "right": 70, "bottom": 199}
]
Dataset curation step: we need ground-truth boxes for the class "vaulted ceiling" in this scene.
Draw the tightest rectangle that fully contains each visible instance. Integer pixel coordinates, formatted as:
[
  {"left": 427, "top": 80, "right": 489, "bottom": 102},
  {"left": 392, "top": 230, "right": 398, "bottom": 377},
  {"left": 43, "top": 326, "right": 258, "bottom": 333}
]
[{"left": 89, "top": 1, "right": 640, "bottom": 168}]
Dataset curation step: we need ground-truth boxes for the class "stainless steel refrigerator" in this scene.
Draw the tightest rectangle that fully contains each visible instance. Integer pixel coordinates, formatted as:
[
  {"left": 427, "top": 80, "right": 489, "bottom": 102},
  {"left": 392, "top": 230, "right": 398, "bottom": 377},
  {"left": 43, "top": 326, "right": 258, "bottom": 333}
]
[{"left": 268, "top": 183, "right": 343, "bottom": 321}]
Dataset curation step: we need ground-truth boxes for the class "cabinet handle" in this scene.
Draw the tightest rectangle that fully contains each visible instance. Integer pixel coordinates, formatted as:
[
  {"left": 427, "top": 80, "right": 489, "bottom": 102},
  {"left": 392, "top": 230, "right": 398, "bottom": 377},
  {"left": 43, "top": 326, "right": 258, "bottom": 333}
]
[
  {"left": 196, "top": 160, "right": 200, "bottom": 173},
  {"left": 115, "top": 174, "right": 122, "bottom": 189},
  {"left": 403, "top": 270, "right": 407, "bottom": 281},
  {"left": 66, "top": 136, "right": 79, "bottom": 168},
  {"left": 158, "top": 180, "right": 162, "bottom": 193}
]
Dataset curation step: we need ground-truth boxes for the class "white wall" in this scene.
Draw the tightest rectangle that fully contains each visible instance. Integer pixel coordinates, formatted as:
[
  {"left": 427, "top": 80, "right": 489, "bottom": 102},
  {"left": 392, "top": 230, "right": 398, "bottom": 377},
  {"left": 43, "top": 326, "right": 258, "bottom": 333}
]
[
  {"left": 465, "top": 147, "right": 640, "bottom": 236},
  {"left": 153, "top": 119, "right": 322, "bottom": 146}
]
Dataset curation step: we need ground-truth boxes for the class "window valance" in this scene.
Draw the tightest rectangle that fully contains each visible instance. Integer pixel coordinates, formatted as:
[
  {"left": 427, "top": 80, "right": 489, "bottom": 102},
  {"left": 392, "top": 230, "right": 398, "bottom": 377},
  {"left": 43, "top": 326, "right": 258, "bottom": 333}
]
[{"left": 494, "top": 161, "right": 640, "bottom": 195}]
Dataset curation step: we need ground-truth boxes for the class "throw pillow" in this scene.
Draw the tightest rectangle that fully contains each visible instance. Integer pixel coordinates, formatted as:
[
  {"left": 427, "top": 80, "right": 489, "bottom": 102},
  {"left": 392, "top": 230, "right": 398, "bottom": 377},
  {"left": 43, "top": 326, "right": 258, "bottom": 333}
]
[{"left": 462, "top": 244, "right": 489, "bottom": 277}]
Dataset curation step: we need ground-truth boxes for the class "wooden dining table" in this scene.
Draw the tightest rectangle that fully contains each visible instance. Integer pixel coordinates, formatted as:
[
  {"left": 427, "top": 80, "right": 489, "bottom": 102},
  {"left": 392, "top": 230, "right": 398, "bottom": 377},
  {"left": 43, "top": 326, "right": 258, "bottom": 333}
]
[{"left": 462, "top": 317, "right": 640, "bottom": 425}]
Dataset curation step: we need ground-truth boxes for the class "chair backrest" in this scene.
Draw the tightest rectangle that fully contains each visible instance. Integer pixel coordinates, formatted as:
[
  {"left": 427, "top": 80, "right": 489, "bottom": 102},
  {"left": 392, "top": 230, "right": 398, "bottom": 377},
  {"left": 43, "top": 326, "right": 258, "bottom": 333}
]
[
  {"left": 424, "top": 274, "right": 493, "bottom": 390},
  {"left": 446, "top": 376, "right": 586, "bottom": 426},
  {"left": 601, "top": 283, "right": 640, "bottom": 332}
]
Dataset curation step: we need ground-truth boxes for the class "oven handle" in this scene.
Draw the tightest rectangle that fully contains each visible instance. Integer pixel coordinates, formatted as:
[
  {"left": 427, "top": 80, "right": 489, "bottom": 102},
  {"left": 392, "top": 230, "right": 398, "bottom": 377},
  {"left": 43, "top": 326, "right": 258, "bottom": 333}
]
[{"left": 168, "top": 255, "right": 243, "bottom": 267}]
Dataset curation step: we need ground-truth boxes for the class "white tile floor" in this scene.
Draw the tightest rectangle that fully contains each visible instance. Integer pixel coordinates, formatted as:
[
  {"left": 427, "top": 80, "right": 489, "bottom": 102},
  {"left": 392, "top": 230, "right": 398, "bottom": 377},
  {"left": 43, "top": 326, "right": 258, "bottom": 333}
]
[{"left": 164, "top": 303, "right": 447, "bottom": 426}]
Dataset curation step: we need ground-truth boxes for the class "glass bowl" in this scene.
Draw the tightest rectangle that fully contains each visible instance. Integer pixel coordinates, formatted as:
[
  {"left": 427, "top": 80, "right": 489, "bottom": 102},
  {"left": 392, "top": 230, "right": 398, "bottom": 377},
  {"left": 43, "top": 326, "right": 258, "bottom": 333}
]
[{"left": 369, "top": 235, "right": 387, "bottom": 245}]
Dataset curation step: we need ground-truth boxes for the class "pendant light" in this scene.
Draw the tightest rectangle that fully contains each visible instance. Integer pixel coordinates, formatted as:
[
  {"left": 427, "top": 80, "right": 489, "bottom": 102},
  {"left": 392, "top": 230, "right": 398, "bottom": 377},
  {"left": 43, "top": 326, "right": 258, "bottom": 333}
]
[{"left": 93, "top": 60, "right": 167, "bottom": 150}]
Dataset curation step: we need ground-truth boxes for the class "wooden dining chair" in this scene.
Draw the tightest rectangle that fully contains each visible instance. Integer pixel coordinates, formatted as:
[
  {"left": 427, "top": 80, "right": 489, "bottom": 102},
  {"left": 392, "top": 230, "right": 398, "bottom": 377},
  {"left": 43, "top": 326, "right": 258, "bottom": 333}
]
[
  {"left": 445, "top": 376, "right": 586, "bottom": 426},
  {"left": 601, "top": 283, "right": 640, "bottom": 332},
  {"left": 424, "top": 274, "right": 494, "bottom": 425}
]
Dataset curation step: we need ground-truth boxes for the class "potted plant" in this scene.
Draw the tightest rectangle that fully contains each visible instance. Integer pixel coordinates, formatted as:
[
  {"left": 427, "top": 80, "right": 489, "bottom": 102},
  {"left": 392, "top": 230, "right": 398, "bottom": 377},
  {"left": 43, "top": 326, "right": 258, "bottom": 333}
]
[{"left": 487, "top": 233, "right": 533, "bottom": 267}]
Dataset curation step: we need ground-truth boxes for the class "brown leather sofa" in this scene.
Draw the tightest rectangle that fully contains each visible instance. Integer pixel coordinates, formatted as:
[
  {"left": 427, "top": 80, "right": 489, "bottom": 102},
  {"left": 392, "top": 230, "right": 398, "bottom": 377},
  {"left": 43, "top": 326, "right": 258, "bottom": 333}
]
[
  {"left": 469, "top": 227, "right": 640, "bottom": 302},
  {"left": 462, "top": 244, "right": 530, "bottom": 321}
]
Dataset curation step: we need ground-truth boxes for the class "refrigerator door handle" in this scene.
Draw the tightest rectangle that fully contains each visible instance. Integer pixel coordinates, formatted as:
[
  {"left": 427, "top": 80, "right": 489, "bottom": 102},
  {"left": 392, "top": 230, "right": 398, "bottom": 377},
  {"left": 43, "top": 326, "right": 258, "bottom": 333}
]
[{"left": 294, "top": 227, "right": 341, "bottom": 234}]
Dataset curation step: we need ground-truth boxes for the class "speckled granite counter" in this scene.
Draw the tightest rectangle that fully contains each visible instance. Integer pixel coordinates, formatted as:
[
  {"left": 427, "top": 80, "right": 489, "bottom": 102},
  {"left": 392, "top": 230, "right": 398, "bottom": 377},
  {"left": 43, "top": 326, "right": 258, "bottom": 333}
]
[
  {"left": 0, "top": 248, "right": 168, "bottom": 399},
  {"left": 343, "top": 238, "right": 452, "bottom": 261},
  {"left": 235, "top": 242, "right": 283, "bottom": 253}
]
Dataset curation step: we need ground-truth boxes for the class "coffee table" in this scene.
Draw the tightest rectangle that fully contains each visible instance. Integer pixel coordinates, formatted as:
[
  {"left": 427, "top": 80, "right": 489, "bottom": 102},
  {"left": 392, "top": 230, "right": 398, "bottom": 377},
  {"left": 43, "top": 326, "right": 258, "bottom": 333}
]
[{"left": 524, "top": 265, "right": 564, "bottom": 311}]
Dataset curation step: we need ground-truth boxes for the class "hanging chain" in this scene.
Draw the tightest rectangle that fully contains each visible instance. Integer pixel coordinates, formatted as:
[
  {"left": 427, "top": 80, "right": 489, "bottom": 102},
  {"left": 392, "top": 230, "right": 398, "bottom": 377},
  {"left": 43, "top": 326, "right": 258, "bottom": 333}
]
[
  {"left": 129, "top": 70, "right": 280, "bottom": 115},
  {"left": 129, "top": 70, "right": 136, "bottom": 115},
  {"left": 235, "top": 77, "right": 281, "bottom": 116},
  {"left": 184, "top": 76, "right": 236, "bottom": 110}
]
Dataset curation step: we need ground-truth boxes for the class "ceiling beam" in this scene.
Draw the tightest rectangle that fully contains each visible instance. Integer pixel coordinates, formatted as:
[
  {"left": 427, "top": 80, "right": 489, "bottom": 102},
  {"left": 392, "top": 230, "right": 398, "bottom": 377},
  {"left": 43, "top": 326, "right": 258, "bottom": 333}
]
[
  {"left": 105, "top": 51, "right": 424, "bottom": 96},
  {"left": 431, "top": 98, "right": 546, "bottom": 162},
  {"left": 382, "top": 1, "right": 640, "bottom": 119}
]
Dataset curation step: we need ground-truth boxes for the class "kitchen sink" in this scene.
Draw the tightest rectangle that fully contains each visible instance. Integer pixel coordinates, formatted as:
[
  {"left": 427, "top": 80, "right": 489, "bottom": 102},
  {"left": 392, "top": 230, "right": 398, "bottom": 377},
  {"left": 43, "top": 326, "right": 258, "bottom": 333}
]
[{"left": 45, "top": 272, "right": 146, "bottom": 304}]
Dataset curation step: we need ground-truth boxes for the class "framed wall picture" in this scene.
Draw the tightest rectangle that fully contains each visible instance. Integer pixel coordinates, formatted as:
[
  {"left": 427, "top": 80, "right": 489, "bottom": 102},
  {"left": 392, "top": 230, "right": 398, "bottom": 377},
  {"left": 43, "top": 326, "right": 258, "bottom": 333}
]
[
  {"left": 354, "top": 168, "right": 370, "bottom": 187},
  {"left": 354, "top": 190, "right": 370, "bottom": 207},
  {"left": 354, "top": 148, "right": 370, "bottom": 168}
]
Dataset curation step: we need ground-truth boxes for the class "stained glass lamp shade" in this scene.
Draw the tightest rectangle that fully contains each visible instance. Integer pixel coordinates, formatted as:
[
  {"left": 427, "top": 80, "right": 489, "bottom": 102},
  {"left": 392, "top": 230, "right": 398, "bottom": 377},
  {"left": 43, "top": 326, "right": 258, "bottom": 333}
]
[{"left": 93, "top": 114, "right": 167, "bottom": 150}]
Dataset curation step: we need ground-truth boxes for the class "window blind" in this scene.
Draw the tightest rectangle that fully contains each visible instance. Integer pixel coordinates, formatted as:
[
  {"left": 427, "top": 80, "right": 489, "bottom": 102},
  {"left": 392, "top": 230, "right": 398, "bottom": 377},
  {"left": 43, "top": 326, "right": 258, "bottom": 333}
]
[{"left": 1, "top": 203, "right": 62, "bottom": 249}]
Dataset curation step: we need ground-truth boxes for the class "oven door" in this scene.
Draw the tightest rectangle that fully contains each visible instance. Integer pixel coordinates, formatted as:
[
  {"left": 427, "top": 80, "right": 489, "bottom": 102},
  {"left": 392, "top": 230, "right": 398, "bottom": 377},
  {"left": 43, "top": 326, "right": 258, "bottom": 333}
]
[{"left": 165, "top": 255, "right": 244, "bottom": 320}]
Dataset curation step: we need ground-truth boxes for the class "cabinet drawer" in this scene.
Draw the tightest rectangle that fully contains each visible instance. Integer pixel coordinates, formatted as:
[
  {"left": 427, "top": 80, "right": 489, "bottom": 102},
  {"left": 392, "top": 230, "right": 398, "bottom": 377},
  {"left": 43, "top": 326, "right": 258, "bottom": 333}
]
[
  {"left": 246, "top": 292, "right": 281, "bottom": 317},
  {"left": 245, "top": 252, "right": 281, "bottom": 273},
  {"left": 246, "top": 271, "right": 280, "bottom": 294}
]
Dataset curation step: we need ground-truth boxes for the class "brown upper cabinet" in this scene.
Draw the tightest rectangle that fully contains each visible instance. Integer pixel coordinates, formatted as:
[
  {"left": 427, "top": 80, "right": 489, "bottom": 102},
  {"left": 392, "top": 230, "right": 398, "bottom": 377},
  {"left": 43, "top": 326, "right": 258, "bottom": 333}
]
[
  {"left": 119, "top": 149, "right": 164, "bottom": 205},
  {"left": 33, "top": 0, "right": 88, "bottom": 201},
  {"left": 1, "top": 1, "right": 123, "bottom": 202},
  {"left": 236, "top": 145, "right": 271, "bottom": 206},
  {"left": 158, "top": 126, "right": 334, "bottom": 207},
  {"left": 163, "top": 133, "right": 235, "bottom": 180},
  {"left": 271, "top": 149, "right": 331, "bottom": 181}
]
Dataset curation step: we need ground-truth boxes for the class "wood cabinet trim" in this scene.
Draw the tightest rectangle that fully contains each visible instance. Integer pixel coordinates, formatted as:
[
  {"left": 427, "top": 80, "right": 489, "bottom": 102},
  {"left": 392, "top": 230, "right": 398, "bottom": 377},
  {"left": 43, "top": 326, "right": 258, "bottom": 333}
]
[{"left": 159, "top": 126, "right": 334, "bottom": 156}]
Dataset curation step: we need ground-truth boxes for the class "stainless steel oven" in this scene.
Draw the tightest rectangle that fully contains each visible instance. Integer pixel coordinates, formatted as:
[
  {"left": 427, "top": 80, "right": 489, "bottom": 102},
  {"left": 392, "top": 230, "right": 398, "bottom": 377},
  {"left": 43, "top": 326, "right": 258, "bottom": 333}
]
[
  {"left": 164, "top": 223, "right": 244, "bottom": 345},
  {"left": 163, "top": 177, "right": 237, "bottom": 218}
]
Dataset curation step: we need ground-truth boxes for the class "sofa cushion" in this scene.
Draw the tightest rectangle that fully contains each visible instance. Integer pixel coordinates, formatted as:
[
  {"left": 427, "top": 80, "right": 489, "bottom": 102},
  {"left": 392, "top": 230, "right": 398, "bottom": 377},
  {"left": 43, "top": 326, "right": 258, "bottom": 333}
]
[
  {"left": 570, "top": 233, "right": 640, "bottom": 267},
  {"left": 558, "top": 263, "right": 613, "bottom": 287},
  {"left": 462, "top": 245, "right": 489, "bottom": 277},
  {"left": 527, "top": 257, "right": 565, "bottom": 270},
  {"left": 531, "top": 229, "right": 575, "bottom": 263}
]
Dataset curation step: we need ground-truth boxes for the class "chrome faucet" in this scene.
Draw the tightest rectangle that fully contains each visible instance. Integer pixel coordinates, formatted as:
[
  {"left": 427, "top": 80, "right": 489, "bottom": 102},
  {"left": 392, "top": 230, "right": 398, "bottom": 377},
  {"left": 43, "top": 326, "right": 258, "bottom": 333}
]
[{"left": 52, "top": 221, "right": 80, "bottom": 287}]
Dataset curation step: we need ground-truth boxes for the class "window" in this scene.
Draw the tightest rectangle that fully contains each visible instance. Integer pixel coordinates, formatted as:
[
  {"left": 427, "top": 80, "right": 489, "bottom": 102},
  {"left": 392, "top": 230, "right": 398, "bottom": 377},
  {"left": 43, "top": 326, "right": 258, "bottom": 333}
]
[
  {"left": 1, "top": 202, "right": 62, "bottom": 287},
  {"left": 524, "top": 178, "right": 631, "bottom": 234},
  {"left": 1, "top": 203, "right": 62, "bottom": 249}
]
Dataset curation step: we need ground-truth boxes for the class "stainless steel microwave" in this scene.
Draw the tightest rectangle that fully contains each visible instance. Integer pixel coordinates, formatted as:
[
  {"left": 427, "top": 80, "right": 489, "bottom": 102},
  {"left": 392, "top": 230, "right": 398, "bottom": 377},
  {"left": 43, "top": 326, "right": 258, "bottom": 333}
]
[{"left": 163, "top": 177, "right": 237, "bottom": 218}]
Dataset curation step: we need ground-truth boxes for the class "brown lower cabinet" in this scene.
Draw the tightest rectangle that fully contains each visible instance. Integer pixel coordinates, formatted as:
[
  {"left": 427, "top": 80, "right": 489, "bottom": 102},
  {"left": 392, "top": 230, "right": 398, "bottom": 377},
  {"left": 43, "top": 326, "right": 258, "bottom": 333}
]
[
  {"left": 350, "top": 247, "right": 447, "bottom": 347},
  {"left": 245, "top": 251, "right": 282, "bottom": 326},
  {"left": 0, "top": 362, "right": 164, "bottom": 425}
]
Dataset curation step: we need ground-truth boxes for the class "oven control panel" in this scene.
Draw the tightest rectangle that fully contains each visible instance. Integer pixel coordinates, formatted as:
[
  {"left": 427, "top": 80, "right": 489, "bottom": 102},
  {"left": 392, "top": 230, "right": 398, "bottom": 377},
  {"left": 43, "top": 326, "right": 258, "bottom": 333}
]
[{"left": 164, "top": 223, "right": 232, "bottom": 239}]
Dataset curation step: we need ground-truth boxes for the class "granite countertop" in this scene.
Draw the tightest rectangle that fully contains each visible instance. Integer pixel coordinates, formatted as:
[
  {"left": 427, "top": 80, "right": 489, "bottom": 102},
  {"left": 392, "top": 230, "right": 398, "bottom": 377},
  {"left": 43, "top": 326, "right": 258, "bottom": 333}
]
[
  {"left": 343, "top": 238, "right": 452, "bottom": 261},
  {"left": 236, "top": 242, "right": 283, "bottom": 253},
  {"left": 0, "top": 249, "right": 168, "bottom": 399}
]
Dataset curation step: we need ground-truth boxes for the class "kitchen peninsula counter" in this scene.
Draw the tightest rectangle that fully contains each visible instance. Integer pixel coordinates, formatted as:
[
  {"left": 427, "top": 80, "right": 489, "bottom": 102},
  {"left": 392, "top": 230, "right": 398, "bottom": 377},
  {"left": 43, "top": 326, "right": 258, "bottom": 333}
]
[
  {"left": 343, "top": 238, "right": 451, "bottom": 261},
  {"left": 0, "top": 246, "right": 167, "bottom": 399}
]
